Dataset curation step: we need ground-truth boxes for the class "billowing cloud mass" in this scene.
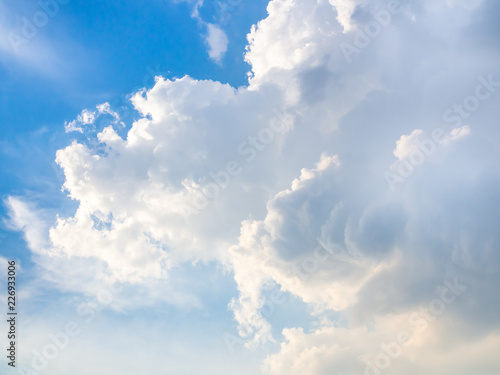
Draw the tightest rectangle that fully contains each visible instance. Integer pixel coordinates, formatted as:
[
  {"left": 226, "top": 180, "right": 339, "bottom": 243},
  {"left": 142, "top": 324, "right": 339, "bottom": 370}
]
[{"left": 7, "top": 0, "right": 500, "bottom": 374}]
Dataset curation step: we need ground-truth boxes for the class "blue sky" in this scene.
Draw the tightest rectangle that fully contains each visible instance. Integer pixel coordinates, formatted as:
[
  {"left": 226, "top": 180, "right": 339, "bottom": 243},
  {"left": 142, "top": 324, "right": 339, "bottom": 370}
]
[{"left": 1, "top": 0, "right": 500, "bottom": 374}]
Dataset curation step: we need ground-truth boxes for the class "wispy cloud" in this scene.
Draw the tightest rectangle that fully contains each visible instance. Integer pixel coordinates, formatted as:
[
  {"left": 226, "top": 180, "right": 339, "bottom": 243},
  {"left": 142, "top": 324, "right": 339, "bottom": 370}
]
[{"left": 205, "top": 23, "right": 229, "bottom": 64}]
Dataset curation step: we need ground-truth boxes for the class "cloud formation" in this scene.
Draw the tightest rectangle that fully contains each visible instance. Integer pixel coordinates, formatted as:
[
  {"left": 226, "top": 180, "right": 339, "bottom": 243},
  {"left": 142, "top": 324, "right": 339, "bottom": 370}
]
[
  {"left": 205, "top": 23, "right": 229, "bottom": 63},
  {"left": 6, "top": 0, "right": 500, "bottom": 373}
]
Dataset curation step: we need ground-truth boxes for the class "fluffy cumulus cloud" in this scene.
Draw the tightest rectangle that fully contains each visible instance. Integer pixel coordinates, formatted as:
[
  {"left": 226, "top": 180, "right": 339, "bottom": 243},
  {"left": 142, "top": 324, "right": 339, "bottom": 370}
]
[{"left": 7, "top": 0, "right": 500, "bottom": 373}]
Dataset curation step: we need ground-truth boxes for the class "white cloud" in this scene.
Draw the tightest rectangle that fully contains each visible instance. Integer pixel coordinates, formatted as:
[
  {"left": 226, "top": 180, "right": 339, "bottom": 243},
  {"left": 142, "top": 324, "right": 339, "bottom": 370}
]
[
  {"left": 182, "top": 0, "right": 229, "bottom": 64},
  {"left": 205, "top": 23, "right": 229, "bottom": 63},
  {"left": 6, "top": 0, "right": 500, "bottom": 374},
  {"left": 65, "top": 103, "right": 122, "bottom": 133},
  {"left": 4, "top": 196, "right": 50, "bottom": 253},
  {"left": 393, "top": 129, "right": 426, "bottom": 160},
  {"left": 264, "top": 316, "right": 500, "bottom": 375}
]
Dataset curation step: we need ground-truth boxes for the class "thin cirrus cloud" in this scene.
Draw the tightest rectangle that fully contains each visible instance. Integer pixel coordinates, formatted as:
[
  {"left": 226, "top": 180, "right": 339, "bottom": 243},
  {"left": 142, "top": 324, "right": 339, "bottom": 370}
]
[
  {"left": 0, "top": 0, "right": 74, "bottom": 78},
  {"left": 4, "top": 0, "right": 500, "bottom": 374}
]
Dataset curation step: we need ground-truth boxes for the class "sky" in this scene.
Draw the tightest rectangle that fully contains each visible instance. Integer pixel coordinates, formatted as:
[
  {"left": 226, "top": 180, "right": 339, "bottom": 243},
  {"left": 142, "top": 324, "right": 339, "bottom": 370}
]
[{"left": 0, "top": 0, "right": 500, "bottom": 374}]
